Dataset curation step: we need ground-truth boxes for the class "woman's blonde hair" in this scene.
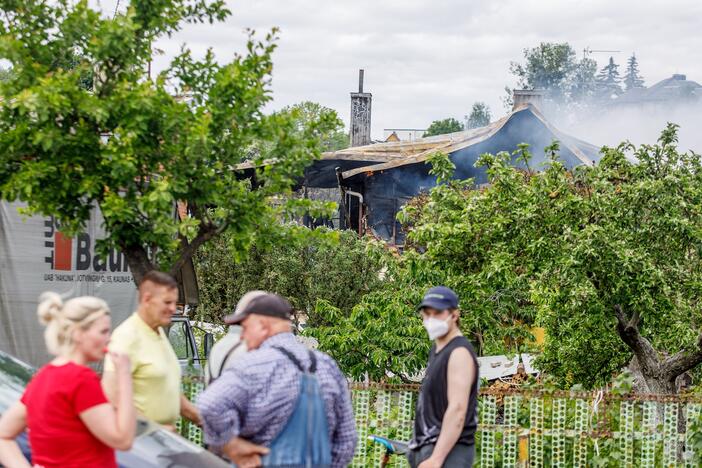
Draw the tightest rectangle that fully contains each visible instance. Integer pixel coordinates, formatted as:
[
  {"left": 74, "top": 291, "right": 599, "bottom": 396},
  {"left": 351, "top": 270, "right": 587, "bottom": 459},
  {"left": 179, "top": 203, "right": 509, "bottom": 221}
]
[{"left": 37, "top": 292, "right": 111, "bottom": 356}]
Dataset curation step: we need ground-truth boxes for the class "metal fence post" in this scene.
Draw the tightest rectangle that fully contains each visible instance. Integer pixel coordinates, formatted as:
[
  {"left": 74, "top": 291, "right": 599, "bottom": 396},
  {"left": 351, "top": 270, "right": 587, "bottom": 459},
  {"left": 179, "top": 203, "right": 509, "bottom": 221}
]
[
  {"left": 529, "top": 396, "right": 544, "bottom": 468},
  {"left": 373, "top": 389, "right": 392, "bottom": 468},
  {"left": 552, "top": 398, "right": 567, "bottom": 468},
  {"left": 663, "top": 401, "right": 679, "bottom": 467},
  {"left": 685, "top": 402, "right": 701, "bottom": 468},
  {"left": 641, "top": 401, "right": 657, "bottom": 468},
  {"left": 573, "top": 398, "right": 589, "bottom": 468},
  {"left": 619, "top": 400, "right": 635, "bottom": 468},
  {"left": 503, "top": 395, "right": 520, "bottom": 468},
  {"left": 480, "top": 395, "right": 497, "bottom": 467},
  {"left": 351, "top": 388, "right": 370, "bottom": 467}
]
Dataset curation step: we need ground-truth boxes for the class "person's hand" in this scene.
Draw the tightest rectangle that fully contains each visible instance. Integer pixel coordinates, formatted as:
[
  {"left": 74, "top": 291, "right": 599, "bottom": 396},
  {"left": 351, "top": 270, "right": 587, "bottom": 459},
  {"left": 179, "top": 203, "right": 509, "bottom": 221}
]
[
  {"left": 234, "top": 454, "right": 264, "bottom": 468},
  {"left": 417, "top": 457, "right": 443, "bottom": 468},
  {"left": 161, "top": 424, "right": 177, "bottom": 433},
  {"left": 108, "top": 351, "right": 131, "bottom": 376},
  {"left": 190, "top": 409, "right": 202, "bottom": 427},
  {"left": 222, "top": 437, "right": 269, "bottom": 467}
]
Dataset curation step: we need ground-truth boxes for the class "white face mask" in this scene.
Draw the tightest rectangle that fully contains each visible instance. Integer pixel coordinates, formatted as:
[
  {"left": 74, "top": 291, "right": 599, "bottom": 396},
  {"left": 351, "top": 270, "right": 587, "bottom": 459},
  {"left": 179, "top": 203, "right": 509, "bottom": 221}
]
[{"left": 423, "top": 316, "right": 451, "bottom": 340}]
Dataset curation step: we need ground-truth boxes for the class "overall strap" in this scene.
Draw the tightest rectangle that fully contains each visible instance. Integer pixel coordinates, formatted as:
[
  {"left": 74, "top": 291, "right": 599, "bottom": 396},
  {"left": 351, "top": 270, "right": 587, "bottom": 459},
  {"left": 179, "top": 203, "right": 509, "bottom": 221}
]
[
  {"left": 216, "top": 341, "right": 243, "bottom": 378},
  {"left": 273, "top": 345, "right": 317, "bottom": 373},
  {"left": 207, "top": 341, "right": 243, "bottom": 384},
  {"left": 309, "top": 349, "right": 317, "bottom": 373}
]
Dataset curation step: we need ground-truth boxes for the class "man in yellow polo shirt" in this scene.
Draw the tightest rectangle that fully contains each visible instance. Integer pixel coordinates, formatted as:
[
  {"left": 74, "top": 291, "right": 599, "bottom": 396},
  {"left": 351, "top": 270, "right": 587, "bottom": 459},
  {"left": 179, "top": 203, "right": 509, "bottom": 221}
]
[{"left": 103, "top": 271, "right": 201, "bottom": 427}]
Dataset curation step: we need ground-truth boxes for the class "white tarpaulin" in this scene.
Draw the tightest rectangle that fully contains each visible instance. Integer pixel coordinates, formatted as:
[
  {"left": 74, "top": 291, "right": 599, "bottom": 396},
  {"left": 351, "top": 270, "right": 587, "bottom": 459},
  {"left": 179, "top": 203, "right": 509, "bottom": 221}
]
[{"left": 0, "top": 202, "right": 138, "bottom": 367}]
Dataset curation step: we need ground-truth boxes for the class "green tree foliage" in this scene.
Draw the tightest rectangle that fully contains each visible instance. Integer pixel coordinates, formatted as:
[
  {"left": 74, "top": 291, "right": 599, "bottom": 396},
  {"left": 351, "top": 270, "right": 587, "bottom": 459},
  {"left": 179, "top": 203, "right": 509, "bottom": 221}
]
[
  {"left": 307, "top": 154, "right": 461, "bottom": 382},
  {"left": 278, "top": 102, "right": 348, "bottom": 152},
  {"left": 411, "top": 127, "right": 702, "bottom": 392},
  {"left": 623, "top": 53, "right": 645, "bottom": 91},
  {"left": 568, "top": 56, "right": 598, "bottom": 104},
  {"left": 465, "top": 102, "right": 491, "bottom": 129},
  {"left": 195, "top": 227, "right": 386, "bottom": 327},
  {"left": 424, "top": 117, "right": 464, "bottom": 137},
  {"left": 596, "top": 56, "right": 623, "bottom": 99},
  {"left": 0, "top": 67, "right": 12, "bottom": 82},
  {"left": 314, "top": 128, "right": 702, "bottom": 392},
  {"left": 0, "top": 0, "right": 337, "bottom": 283},
  {"left": 535, "top": 126, "right": 702, "bottom": 393},
  {"left": 509, "top": 42, "right": 597, "bottom": 107},
  {"left": 305, "top": 251, "right": 433, "bottom": 382}
]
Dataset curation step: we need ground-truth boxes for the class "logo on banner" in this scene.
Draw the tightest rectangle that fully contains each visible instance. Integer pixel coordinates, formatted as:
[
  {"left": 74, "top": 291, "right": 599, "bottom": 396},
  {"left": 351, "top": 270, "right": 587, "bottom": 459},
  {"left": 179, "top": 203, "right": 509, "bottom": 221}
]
[{"left": 43, "top": 216, "right": 130, "bottom": 276}]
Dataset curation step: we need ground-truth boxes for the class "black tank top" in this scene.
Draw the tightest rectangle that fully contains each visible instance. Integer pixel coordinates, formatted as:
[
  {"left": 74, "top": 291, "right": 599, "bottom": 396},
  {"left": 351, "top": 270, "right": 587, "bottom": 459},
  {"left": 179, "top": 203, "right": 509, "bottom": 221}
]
[{"left": 410, "top": 335, "right": 479, "bottom": 449}]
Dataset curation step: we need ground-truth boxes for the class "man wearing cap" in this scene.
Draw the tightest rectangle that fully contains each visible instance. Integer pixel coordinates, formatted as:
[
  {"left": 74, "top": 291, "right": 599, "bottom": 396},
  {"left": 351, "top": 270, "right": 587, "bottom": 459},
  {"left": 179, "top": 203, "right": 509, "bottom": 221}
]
[
  {"left": 408, "top": 286, "right": 479, "bottom": 468},
  {"left": 197, "top": 291, "right": 357, "bottom": 468},
  {"left": 203, "top": 292, "right": 266, "bottom": 386}
]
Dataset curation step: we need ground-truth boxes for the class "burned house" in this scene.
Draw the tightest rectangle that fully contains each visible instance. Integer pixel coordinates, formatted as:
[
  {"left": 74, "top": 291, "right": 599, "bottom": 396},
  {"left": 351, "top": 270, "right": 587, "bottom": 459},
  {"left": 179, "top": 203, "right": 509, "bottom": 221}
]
[
  {"left": 237, "top": 76, "right": 601, "bottom": 243},
  {"left": 301, "top": 102, "right": 601, "bottom": 243}
]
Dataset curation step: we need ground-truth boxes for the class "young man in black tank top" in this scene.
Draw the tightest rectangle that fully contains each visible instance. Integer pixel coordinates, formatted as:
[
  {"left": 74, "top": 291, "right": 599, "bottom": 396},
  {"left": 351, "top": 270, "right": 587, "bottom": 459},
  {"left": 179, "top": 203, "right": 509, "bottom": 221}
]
[{"left": 408, "top": 286, "right": 479, "bottom": 468}]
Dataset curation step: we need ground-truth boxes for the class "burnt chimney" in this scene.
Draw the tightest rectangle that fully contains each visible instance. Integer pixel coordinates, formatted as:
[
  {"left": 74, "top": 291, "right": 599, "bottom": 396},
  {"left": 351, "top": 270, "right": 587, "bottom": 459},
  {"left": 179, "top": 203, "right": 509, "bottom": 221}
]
[
  {"left": 350, "top": 69, "right": 372, "bottom": 147},
  {"left": 512, "top": 89, "right": 545, "bottom": 111}
]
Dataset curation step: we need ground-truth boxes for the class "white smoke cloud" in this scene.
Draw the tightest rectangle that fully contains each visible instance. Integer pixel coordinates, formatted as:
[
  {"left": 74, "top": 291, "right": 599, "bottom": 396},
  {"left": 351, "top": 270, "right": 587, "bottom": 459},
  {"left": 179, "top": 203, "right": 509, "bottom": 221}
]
[
  {"left": 558, "top": 103, "right": 702, "bottom": 153},
  {"left": 92, "top": 0, "right": 702, "bottom": 150}
]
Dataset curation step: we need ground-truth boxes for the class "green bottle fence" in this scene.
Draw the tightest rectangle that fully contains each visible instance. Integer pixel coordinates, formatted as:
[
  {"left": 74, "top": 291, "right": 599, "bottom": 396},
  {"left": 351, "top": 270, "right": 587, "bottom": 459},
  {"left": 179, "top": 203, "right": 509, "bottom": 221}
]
[{"left": 179, "top": 381, "right": 702, "bottom": 467}]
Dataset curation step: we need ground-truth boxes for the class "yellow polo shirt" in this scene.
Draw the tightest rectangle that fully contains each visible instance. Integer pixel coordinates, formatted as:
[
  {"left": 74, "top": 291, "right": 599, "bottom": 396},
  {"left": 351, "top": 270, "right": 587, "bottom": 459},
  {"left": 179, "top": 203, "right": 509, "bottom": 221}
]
[{"left": 105, "top": 313, "right": 181, "bottom": 425}]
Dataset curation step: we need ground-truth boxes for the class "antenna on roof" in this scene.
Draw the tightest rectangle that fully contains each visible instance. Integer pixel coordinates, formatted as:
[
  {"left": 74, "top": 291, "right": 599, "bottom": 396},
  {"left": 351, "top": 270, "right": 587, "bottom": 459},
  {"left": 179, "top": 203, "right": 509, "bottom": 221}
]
[{"left": 583, "top": 47, "right": 621, "bottom": 59}]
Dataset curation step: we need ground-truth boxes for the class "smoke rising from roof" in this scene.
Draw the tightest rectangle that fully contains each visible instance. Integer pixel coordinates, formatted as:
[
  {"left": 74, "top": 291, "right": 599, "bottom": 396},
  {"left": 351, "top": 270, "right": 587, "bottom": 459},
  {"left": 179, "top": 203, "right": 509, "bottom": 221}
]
[{"left": 558, "top": 103, "right": 702, "bottom": 153}]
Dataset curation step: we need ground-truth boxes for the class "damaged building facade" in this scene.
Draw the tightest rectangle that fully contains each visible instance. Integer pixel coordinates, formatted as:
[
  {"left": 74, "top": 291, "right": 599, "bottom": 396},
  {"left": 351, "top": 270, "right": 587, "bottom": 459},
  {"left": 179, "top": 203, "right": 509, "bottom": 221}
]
[
  {"left": 241, "top": 75, "right": 602, "bottom": 244},
  {"left": 300, "top": 89, "right": 601, "bottom": 243}
]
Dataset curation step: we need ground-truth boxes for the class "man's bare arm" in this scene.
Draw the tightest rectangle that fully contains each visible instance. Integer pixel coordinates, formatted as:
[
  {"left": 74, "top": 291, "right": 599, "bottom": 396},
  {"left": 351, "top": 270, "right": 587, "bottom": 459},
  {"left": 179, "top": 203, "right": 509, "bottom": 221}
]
[
  {"left": 419, "top": 347, "right": 474, "bottom": 467},
  {"left": 180, "top": 394, "right": 202, "bottom": 426}
]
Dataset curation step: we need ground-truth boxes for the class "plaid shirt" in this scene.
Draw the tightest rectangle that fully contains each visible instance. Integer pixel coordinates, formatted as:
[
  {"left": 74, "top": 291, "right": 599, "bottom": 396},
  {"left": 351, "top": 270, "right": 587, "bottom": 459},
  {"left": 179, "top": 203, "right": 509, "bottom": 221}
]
[{"left": 197, "top": 332, "right": 357, "bottom": 467}]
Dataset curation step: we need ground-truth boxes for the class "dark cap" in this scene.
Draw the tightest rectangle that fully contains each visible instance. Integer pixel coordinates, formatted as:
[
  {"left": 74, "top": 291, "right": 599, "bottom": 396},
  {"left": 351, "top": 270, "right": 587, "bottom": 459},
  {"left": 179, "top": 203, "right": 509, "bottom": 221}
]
[
  {"left": 417, "top": 286, "right": 459, "bottom": 312},
  {"left": 224, "top": 291, "right": 293, "bottom": 324}
]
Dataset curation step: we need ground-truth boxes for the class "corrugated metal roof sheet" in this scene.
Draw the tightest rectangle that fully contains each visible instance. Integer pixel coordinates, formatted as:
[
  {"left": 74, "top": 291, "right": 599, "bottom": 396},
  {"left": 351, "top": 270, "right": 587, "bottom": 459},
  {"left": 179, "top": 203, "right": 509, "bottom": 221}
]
[
  {"left": 235, "top": 104, "right": 600, "bottom": 188},
  {"left": 330, "top": 104, "right": 598, "bottom": 181}
]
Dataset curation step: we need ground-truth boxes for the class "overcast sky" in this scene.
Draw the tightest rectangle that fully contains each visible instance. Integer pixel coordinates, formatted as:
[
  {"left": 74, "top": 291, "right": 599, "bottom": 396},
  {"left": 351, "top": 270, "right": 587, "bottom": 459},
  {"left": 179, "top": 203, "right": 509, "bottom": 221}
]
[{"left": 100, "top": 0, "right": 702, "bottom": 140}]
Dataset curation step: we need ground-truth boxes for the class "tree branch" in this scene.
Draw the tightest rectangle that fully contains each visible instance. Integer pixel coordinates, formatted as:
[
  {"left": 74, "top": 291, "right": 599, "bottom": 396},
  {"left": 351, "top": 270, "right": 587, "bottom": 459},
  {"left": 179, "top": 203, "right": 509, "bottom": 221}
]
[
  {"left": 661, "top": 332, "right": 702, "bottom": 379},
  {"left": 169, "top": 221, "right": 224, "bottom": 276},
  {"left": 614, "top": 304, "right": 660, "bottom": 374}
]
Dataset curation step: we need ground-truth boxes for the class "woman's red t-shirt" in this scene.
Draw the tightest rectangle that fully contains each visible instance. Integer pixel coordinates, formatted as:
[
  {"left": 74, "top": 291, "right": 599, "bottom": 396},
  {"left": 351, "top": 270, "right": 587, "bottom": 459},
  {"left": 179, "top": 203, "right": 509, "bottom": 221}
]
[{"left": 20, "top": 362, "right": 117, "bottom": 468}]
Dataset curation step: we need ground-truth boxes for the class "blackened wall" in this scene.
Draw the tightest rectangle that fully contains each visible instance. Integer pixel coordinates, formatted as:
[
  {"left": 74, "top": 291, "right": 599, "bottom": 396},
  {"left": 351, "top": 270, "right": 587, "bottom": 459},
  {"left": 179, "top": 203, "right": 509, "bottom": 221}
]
[{"left": 356, "top": 110, "right": 597, "bottom": 243}]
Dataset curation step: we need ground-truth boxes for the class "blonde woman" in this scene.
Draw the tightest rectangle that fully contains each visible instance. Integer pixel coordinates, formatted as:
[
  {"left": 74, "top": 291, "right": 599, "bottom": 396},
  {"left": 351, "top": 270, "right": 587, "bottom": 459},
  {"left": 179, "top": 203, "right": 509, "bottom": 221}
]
[{"left": 0, "top": 293, "right": 136, "bottom": 468}]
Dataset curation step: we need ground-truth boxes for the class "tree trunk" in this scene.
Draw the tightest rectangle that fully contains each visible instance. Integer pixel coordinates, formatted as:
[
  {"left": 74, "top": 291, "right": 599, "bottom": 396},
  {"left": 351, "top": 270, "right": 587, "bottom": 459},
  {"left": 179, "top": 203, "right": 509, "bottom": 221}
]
[
  {"left": 627, "top": 357, "right": 677, "bottom": 394},
  {"left": 121, "top": 243, "right": 154, "bottom": 285},
  {"left": 615, "top": 304, "right": 702, "bottom": 395}
]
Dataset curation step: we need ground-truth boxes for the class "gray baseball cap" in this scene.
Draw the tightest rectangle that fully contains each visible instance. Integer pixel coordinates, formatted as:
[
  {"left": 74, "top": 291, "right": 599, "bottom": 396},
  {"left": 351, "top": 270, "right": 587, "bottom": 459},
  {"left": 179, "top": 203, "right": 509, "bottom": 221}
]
[{"left": 224, "top": 291, "right": 293, "bottom": 324}]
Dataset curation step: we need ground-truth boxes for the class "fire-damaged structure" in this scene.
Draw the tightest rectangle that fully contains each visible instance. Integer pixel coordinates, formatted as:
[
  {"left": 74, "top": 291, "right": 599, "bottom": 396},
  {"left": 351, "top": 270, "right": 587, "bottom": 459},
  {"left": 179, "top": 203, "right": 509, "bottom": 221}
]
[{"left": 301, "top": 103, "right": 601, "bottom": 243}]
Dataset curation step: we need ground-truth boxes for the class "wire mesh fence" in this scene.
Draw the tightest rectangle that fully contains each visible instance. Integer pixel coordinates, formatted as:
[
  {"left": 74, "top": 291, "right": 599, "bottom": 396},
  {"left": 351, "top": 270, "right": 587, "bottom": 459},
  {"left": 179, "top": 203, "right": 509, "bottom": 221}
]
[{"left": 180, "top": 380, "right": 702, "bottom": 467}]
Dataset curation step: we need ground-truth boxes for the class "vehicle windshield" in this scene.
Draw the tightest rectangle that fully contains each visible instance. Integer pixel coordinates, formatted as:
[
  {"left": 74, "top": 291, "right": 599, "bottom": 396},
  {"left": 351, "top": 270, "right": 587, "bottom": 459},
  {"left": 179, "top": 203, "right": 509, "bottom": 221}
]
[{"left": 0, "top": 350, "right": 34, "bottom": 413}]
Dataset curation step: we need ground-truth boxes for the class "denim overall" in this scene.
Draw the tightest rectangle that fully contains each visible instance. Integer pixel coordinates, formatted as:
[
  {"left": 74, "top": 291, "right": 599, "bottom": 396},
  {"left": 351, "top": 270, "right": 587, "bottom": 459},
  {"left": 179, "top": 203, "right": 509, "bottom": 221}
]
[{"left": 258, "top": 347, "right": 332, "bottom": 468}]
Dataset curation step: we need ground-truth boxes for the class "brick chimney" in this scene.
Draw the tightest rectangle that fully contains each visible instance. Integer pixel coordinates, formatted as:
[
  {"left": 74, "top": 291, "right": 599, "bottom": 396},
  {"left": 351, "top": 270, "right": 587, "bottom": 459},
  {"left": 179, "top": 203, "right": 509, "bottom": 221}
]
[
  {"left": 512, "top": 89, "right": 545, "bottom": 111},
  {"left": 350, "top": 69, "right": 372, "bottom": 147}
]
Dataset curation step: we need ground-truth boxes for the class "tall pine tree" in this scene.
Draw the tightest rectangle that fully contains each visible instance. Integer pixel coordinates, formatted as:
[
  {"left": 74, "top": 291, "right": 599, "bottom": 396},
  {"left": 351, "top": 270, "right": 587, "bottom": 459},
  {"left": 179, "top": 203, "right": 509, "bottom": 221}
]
[
  {"left": 596, "top": 56, "right": 623, "bottom": 99},
  {"left": 623, "top": 53, "right": 645, "bottom": 91}
]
